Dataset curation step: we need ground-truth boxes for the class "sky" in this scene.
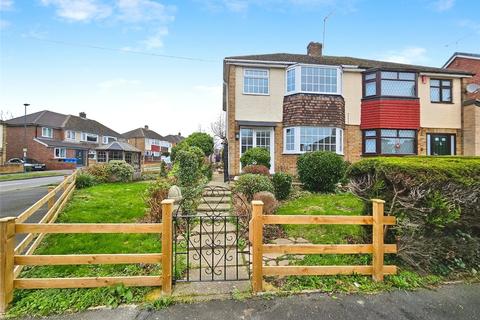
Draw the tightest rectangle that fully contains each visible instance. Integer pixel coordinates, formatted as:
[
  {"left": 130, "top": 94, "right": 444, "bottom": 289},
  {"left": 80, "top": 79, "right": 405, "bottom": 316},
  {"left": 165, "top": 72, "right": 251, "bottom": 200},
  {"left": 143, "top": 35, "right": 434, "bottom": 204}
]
[{"left": 0, "top": 0, "right": 479, "bottom": 136}]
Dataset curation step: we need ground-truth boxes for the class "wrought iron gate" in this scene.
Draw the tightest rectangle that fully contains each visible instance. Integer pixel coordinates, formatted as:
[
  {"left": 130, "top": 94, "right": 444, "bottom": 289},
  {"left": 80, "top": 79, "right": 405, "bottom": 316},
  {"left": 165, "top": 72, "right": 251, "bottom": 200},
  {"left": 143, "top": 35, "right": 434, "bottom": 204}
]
[{"left": 173, "top": 186, "right": 250, "bottom": 282}]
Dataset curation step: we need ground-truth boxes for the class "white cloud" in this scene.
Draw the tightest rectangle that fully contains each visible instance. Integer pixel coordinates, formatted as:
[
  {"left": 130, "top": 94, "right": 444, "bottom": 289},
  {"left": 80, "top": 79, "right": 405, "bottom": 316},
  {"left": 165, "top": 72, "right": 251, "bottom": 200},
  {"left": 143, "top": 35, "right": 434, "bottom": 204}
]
[
  {"left": 98, "top": 78, "right": 140, "bottom": 89},
  {"left": 116, "top": 0, "right": 175, "bottom": 23},
  {"left": 40, "top": 0, "right": 112, "bottom": 22},
  {"left": 0, "top": 19, "right": 10, "bottom": 29},
  {"left": 0, "top": 0, "right": 13, "bottom": 11},
  {"left": 432, "top": 0, "right": 455, "bottom": 12},
  {"left": 379, "top": 47, "right": 428, "bottom": 65},
  {"left": 141, "top": 26, "right": 168, "bottom": 49}
]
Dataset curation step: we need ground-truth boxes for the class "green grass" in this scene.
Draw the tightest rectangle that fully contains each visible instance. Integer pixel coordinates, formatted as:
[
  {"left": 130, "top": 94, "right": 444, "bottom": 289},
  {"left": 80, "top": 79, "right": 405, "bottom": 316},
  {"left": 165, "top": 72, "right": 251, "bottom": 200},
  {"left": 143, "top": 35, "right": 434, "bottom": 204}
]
[
  {"left": 0, "top": 171, "right": 66, "bottom": 182},
  {"left": 8, "top": 182, "right": 161, "bottom": 318},
  {"left": 274, "top": 193, "right": 443, "bottom": 293}
]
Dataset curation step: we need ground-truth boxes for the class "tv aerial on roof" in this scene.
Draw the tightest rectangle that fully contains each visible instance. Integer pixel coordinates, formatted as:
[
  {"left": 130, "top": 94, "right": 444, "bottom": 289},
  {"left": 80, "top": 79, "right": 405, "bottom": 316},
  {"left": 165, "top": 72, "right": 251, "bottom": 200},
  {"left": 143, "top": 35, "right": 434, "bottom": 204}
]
[{"left": 466, "top": 83, "right": 480, "bottom": 94}]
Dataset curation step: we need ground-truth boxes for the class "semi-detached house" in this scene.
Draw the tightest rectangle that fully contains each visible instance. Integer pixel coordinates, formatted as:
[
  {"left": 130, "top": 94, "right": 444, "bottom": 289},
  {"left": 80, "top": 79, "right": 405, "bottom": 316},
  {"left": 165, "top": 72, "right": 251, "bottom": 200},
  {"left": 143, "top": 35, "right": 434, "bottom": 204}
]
[{"left": 223, "top": 42, "right": 474, "bottom": 176}]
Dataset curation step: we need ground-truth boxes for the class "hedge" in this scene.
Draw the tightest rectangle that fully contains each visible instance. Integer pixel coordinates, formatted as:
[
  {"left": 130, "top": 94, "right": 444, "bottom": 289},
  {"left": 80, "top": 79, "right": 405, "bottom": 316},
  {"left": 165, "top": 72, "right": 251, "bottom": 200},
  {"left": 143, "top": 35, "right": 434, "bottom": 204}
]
[{"left": 347, "top": 156, "right": 480, "bottom": 274}]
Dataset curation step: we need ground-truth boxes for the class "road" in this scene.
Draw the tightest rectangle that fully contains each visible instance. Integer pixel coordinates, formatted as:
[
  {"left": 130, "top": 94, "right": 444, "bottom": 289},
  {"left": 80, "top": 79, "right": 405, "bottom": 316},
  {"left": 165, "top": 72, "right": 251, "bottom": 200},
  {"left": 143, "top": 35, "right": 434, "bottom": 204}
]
[{"left": 18, "top": 283, "right": 480, "bottom": 320}]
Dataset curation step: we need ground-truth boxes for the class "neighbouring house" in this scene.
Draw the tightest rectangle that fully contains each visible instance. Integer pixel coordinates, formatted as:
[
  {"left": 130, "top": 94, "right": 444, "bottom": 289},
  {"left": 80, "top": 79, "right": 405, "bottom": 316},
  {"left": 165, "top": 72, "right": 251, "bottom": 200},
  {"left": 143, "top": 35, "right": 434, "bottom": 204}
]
[
  {"left": 163, "top": 133, "right": 184, "bottom": 147},
  {"left": 223, "top": 42, "right": 474, "bottom": 176},
  {"left": 123, "top": 125, "right": 172, "bottom": 161},
  {"left": 0, "top": 120, "right": 6, "bottom": 165},
  {"left": 5, "top": 110, "right": 124, "bottom": 170},
  {"left": 96, "top": 141, "right": 142, "bottom": 173},
  {"left": 443, "top": 52, "right": 480, "bottom": 156}
]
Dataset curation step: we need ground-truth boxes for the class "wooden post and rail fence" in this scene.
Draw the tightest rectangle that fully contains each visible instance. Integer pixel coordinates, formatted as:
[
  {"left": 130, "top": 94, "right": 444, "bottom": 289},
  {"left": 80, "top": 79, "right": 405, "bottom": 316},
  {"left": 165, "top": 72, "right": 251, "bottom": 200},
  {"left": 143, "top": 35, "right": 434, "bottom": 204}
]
[{"left": 0, "top": 172, "right": 396, "bottom": 313}]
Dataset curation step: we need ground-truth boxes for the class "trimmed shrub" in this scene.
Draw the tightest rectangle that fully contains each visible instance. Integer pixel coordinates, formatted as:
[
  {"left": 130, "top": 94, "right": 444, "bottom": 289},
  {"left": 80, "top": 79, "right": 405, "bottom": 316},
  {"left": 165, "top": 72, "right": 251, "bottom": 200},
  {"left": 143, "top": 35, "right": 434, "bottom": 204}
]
[
  {"left": 107, "top": 160, "right": 135, "bottom": 182},
  {"left": 253, "top": 191, "right": 278, "bottom": 214},
  {"left": 170, "top": 140, "right": 189, "bottom": 162},
  {"left": 242, "top": 164, "right": 270, "bottom": 176},
  {"left": 240, "top": 147, "right": 270, "bottom": 169},
  {"left": 272, "top": 172, "right": 293, "bottom": 200},
  {"left": 297, "top": 151, "right": 346, "bottom": 192},
  {"left": 233, "top": 173, "right": 274, "bottom": 201},
  {"left": 184, "top": 132, "right": 214, "bottom": 156},
  {"left": 75, "top": 173, "right": 97, "bottom": 189},
  {"left": 347, "top": 156, "right": 480, "bottom": 274},
  {"left": 176, "top": 148, "right": 204, "bottom": 213},
  {"left": 86, "top": 163, "right": 109, "bottom": 182},
  {"left": 202, "top": 163, "right": 213, "bottom": 181},
  {"left": 144, "top": 178, "right": 172, "bottom": 222}
]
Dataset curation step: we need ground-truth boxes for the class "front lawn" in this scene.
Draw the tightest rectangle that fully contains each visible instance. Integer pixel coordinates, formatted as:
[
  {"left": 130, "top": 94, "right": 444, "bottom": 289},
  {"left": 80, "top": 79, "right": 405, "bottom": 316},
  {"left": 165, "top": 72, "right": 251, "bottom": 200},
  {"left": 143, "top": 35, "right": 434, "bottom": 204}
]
[
  {"left": 273, "top": 193, "right": 442, "bottom": 293},
  {"left": 8, "top": 182, "right": 160, "bottom": 317}
]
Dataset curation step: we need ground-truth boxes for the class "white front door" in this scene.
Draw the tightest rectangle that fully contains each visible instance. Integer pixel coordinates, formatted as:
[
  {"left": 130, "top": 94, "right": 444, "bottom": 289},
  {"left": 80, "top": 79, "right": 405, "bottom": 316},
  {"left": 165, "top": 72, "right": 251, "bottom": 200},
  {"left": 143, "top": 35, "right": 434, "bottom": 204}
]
[{"left": 239, "top": 127, "right": 275, "bottom": 173}]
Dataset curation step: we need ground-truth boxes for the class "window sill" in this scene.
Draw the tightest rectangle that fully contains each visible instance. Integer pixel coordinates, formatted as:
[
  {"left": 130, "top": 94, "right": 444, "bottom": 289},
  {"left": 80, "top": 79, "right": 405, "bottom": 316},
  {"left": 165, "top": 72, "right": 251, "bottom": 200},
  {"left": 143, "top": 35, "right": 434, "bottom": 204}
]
[
  {"left": 242, "top": 92, "right": 270, "bottom": 96},
  {"left": 285, "top": 91, "right": 342, "bottom": 97},
  {"left": 430, "top": 101, "right": 454, "bottom": 104}
]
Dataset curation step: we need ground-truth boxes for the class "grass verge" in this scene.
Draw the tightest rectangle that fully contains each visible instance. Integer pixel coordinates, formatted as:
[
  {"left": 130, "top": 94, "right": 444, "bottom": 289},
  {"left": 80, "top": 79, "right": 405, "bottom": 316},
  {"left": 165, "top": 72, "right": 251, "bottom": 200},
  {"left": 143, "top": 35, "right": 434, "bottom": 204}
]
[
  {"left": 0, "top": 171, "right": 66, "bottom": 182},
  {"left": 8, "top": 182, "right": 160, "bottom": 318}
]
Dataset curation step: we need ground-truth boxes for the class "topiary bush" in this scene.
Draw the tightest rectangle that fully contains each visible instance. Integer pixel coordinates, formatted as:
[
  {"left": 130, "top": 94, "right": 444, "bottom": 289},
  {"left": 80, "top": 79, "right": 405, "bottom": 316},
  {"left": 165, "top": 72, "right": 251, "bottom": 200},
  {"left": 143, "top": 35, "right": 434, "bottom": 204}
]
[
  {"left": 347, "top": 156, "right": 480, "bottom": 274},
  {"left": 107, "top": 160, "right": 135, "bottom": 182},
  {"left": 233, "top": 173, "right": 274, "bottom": 201},
  {"left": 272, "top": 172, "right": 293, "bottom": 200},
  {"left": 297, "top": 151, "right": 346, "bottom": 192},
  {"left": 240, "top": 147, "right": 270, "bottom": 169},
  {"left": 86, "top": 163, "right": 109, "bottom": 182},
  {"left": 75, "top": 173, "right": 97, "bottom": 189},
  {"left": 253, "top": 191, "right": 278, "bottom": 214},
  {"left": 242, "top": 164, "right": 270, "bottom": 176}
]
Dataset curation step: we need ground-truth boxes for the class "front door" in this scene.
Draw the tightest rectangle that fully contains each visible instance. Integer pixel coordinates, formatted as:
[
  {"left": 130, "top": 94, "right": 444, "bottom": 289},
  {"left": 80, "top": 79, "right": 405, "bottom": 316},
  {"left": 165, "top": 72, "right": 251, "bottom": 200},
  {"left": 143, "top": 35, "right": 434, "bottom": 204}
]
[
  {"left": 75, "top": 150, "right": 85, "bottom": 166},
  {"left": 429, "top": 134, "right": 454, "bottom": 155},
  {"left": 239, "top": 127, "right": 274, "bottom": 173}
]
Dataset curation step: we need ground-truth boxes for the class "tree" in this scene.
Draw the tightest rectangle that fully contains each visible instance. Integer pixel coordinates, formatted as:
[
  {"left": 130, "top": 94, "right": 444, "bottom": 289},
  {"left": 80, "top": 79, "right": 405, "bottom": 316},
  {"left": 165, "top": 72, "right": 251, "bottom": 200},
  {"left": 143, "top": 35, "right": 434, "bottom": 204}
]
[
  {"left": 210, "top": 113, "right": 226, "bottom": 144},
  {"left": 184, "top": 132, "right": 214, "bottom": 157}
]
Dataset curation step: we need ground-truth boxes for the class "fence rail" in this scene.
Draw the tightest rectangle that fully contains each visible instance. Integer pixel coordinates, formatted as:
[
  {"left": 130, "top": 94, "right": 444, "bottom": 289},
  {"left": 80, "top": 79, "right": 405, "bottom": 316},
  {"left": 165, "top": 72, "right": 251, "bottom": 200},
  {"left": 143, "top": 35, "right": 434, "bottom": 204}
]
[
  {"left": 250, "top": 199, "right": 397, "bottom": 293},
  {"left": 0, "top": 177, "right": 174, "bottom": 313}
]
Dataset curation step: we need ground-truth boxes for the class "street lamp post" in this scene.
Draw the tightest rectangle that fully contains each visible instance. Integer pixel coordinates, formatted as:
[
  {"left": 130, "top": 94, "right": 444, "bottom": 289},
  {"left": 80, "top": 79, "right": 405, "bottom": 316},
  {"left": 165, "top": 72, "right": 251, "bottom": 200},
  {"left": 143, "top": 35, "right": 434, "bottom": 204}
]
[{"left": 23, "top": 103, "right": 29, "bottom": 172}]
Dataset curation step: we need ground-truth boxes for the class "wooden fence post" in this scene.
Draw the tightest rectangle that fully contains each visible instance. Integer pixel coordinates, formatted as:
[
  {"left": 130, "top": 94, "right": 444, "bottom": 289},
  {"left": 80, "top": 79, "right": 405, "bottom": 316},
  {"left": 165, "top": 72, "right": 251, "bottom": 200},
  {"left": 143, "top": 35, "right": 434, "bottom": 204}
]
[
  {"left": 48, "top": 186, "right": 55, "bottom": 210},
  {"left": 372, "top": 199, "right": 385, "bottom": 282},
  {"left": 251, "top": 200, "right": 264, "bottom": 293},
  {"left": 0, "top": 217, "right": 16, "bottom": 314},
  {"left": 63, "top": 175, "right": 69, "bottom": 193},
  {"left": 161, "top": 199, "right": 174, "bottom": 295}
]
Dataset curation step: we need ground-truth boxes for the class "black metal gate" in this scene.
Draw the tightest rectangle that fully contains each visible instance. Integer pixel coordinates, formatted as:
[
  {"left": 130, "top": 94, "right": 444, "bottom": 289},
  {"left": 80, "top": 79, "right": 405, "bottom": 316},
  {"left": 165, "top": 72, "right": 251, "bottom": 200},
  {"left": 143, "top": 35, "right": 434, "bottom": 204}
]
[{"left": 173, "top": 186, "right": 250, "bottom": 282}]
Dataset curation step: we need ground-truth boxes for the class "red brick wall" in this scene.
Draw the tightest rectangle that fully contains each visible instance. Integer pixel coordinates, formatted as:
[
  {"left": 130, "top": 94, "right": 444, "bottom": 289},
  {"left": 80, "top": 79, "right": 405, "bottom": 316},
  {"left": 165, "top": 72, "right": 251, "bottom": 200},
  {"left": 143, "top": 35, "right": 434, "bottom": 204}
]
[
  {"left": 361, "top": 99, "right": 420, "bottom": 129},
  {"left": 6, "top": 126, "right": 76, "bottom": 170},
  {"left": 446, "top": 57, "right": 480, "bottom": 100}
]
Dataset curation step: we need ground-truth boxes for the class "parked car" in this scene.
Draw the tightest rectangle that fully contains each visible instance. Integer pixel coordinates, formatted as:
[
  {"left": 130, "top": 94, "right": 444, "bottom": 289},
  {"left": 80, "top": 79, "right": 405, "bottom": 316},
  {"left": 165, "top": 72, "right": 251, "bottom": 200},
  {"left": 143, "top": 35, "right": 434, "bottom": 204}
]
[{"left": 7, "top": 158, "right": 47, "bottom": 171}]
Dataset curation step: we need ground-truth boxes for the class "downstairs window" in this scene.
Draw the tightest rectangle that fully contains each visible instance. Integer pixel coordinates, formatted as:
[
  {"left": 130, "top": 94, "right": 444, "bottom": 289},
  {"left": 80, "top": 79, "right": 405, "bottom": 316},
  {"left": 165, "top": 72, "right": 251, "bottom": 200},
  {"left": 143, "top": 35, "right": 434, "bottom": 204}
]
[
  {"left": 283, "top": 127, "right": 343, "bottom": 155},
  {"left": 363, "top": 129, "right": 417, "bottom": 155}
]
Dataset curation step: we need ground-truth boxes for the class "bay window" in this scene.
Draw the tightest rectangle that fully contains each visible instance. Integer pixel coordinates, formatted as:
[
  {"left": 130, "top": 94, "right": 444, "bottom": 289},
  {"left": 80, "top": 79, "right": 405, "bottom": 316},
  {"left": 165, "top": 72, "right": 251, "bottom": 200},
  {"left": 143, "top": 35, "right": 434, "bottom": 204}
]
[
  {"left": 363, "top": 71, "right": 417, "bottom": 98},
  {"left": 283, "top": 127, "right": 343, "bottom": 154},
  {"left": 363, "top": 129, "right": 417, "bottom": 155},
  {"left": 286, "top": 64, "right": 342, "bottom": 95}
]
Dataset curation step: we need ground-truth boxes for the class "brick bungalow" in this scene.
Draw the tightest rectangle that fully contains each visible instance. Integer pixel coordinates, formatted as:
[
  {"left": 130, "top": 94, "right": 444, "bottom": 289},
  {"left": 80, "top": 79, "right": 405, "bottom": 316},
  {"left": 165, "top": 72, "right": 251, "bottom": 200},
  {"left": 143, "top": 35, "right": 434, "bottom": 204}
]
[
  {"left": 123, "top": 125, "right": 172, "bottom": 161},
  {"left": 5, "top": 110, "right": 124, "bottom": 170}
]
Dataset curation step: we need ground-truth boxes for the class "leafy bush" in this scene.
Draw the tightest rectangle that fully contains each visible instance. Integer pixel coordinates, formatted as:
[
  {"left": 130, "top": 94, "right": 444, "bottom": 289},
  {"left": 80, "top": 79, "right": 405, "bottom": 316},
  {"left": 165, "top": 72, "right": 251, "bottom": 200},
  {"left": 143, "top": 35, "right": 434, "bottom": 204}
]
[
  {"left": 144, "top": 178, "right": 172, "bottom": 222},
  {"left": 170, "top": 140, "right": 189, "bottom": 163},
  {"left": 242, "top": 164, "right": 270, "bottom": 176},
  {"left": 233, "top": 173, "right": 274, "bottom": 201},
  {"left": 159, "top": 161, "right": 168, "bottom": 178},
  {"left": 86, "top": 163, "right": 109, "bottom": 182},
  {"left": 240, "top": 147, "right": 270, "bottom": 169},
  {"left": 184, "top": 132, "right": 214, "bottom": 156},
  {"left": 347, "top": 156, "right": 480, "bottom": 274},
  {"left": 272, "top": 172, "right": 293, "bottom": 200},
  {"left": 75, "top": 173, "right": 97, "bottom": 189},
  {"left": 253, "top": 191, "right": 278, "bottom": 214},
  {"left": 202, "top": 163, "right": 213, "bottom": 181},
  {"left": 297, "top": 151, "right": 346, "bottom": 192},
  {"left": 106, "top": 160, "right": 135, "bottom": 182},
  {"left": 175, "top": 148, "right": 205, "bottom": 213}
]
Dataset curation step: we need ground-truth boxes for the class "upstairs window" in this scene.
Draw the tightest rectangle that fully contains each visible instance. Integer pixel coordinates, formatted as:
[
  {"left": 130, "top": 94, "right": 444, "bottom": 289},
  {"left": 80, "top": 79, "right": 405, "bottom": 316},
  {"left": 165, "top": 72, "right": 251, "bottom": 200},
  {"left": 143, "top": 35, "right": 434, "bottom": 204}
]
[
  {"left": 243, "top": 68, "right": 269, "bottom": 95},
  {"left": 102, "top": 136, "right": 116, "bottom": 144},
  {"left": 430, "top": 79, "right": 452, "bottom": 103},
  {"left": 286, "top": 65, "right": 341, "bottom": 95},
  {"left": 363, "top": 71, "right": 417, "bottom": 98},
  {"left": 42, "top": 127, "right": 53, "bottom": 138},
  {"left": 81, "top": 132, "right": 98, "bottom": 143},
  {"left": 65, "top": 130, "right": 75, "bottom": 140}
]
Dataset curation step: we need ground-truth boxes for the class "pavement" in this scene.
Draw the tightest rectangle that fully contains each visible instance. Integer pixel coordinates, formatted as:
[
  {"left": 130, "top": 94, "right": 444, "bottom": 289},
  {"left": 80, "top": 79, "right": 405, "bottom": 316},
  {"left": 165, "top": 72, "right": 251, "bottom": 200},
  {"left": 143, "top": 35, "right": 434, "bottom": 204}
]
[{"left": 17, "top": 283, "right": 480, "bottom": 320}]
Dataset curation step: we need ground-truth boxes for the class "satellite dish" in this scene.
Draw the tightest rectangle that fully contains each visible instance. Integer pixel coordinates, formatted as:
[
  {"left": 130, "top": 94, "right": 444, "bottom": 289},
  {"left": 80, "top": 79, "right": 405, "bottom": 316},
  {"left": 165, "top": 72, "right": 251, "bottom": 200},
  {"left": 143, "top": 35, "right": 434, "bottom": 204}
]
[{"left": 466, "top": 83, "right": 480, "bottom": 93}]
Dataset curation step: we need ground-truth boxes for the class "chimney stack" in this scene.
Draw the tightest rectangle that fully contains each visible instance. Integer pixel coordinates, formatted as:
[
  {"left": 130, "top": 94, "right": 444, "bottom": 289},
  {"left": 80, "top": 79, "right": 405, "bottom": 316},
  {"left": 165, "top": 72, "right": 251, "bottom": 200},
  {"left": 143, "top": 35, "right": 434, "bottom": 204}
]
[
  {"left": 79, "top": 112, "right": 86, "bottom": 119},
  {"left": 307, "top": 42, "right": 323, "bottom": 57},
  {"left": 144, "top": 125, "right": 149, "bottom": 130}
]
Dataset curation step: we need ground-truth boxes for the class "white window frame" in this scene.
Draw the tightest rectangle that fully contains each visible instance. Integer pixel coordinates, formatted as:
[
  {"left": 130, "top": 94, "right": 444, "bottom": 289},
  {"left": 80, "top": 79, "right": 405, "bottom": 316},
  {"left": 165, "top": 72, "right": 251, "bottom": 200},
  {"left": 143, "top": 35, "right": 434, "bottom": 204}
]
[
  {"left": 65, "top": 130, "right": 76, "bottom": 140},
  {"left": 283, "top": 126, "right": 344, "bottom": 155},
  {"left": 42, "top": 127, "right": 53, "bottom": 138},
  {"left": 285, "top": 64, "right": 342, "bottom": 96},
  {"left": 102, "top": 136, "right": 116, "bottom": 144},
  {"left": 54, "top": 147, "right": 66, "bottom": 159},
  {"left": 239, "top": 127, "right": 275, "bottom": 173},
  {"left": 81, "top": 132, "right": 99, "bottom": 143},
  {"left": 243, "top": 68, "right": 270, "bottom": 95}
]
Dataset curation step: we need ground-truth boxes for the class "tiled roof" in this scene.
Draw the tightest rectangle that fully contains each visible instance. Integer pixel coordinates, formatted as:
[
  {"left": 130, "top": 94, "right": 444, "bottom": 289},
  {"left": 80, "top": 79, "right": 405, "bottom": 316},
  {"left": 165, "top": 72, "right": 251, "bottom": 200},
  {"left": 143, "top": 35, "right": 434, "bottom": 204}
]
[
  {"left": 225, "top": 53, "right": 473, "bottom": 75},
  {"left": 123, "top": 127, "right": 164, "bottom": 140},
  {"left": 96, "top": 141, "right": 141, "bottom": 152},
  {"left": 443, "top": 52, "right": 480, "bottom": 68},
  {"left": 35, "top": 138, "right": 92, "bottom": 150},
  {"left": 163, "top": 134, "right": 184, "bottom": 144},
  {"left": 6, "top": 110, "right": 121, "bottom": 137}
]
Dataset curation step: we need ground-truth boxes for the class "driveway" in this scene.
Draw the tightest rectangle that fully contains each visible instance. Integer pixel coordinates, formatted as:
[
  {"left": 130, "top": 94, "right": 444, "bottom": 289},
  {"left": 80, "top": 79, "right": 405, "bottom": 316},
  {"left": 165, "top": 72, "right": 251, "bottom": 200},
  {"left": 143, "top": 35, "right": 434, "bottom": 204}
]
[{"left": 18, "top": 283, "right": 480, "bottom": 320}]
